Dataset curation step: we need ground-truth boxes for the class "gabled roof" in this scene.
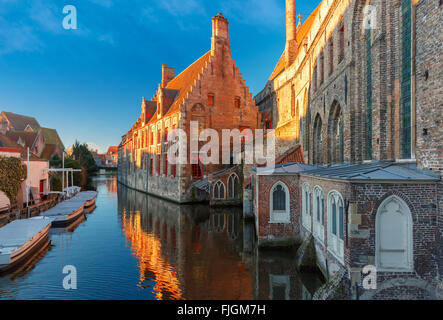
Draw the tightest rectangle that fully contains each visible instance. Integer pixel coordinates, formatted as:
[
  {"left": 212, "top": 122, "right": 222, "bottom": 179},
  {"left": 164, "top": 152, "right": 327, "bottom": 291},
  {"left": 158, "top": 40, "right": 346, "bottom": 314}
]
[
  {"left": 268, "top": 3, "right": 322, "bottom": 81},
  {"left": 5, "top": 131, "right": 38, "bottom": 149},
  {"left": 1, "top": 112, "right": 40, "bottom": 131},
  {"left": 147, "top": 51, "right": 212, "bottom": 123},
  {"left": 40, "top": 127, "right": 64, "bottom": 148}
]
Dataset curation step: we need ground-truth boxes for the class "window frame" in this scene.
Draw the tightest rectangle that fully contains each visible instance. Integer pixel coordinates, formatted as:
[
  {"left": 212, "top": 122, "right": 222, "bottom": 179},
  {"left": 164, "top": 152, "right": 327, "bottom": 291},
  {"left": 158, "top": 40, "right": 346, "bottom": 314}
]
[
  {"left": 327, "top": 190, "right": 345, "bottom": 262},
  {"left": 269, "top": 181, "right": 291, "bottom": 224}
]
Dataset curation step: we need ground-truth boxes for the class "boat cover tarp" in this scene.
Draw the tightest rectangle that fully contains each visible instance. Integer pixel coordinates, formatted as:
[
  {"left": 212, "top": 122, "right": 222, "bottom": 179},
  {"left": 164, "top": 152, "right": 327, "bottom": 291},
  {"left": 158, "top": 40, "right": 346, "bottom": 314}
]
[{"left": 0, "top": 217, "right": 52, "bottom": 248}]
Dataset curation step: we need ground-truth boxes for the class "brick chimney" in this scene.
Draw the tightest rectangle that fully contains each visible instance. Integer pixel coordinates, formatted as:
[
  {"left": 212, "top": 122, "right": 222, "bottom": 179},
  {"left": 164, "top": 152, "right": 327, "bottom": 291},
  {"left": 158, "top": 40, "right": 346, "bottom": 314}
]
[
  {"left": 162, "top": 64, "right": 175, "bottom": 88},
  {"left": 285, "top": 0, "right": 298, "bottom": 68},
  {"left": 211, "top": 13, "right": 230, "bottom": 54}
]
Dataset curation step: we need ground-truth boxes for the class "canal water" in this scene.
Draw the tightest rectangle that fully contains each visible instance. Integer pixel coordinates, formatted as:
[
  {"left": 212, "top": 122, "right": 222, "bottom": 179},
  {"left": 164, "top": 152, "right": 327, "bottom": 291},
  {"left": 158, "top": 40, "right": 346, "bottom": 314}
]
[{"left": 0, "top": 176, "right": 323, "bottom": 300}]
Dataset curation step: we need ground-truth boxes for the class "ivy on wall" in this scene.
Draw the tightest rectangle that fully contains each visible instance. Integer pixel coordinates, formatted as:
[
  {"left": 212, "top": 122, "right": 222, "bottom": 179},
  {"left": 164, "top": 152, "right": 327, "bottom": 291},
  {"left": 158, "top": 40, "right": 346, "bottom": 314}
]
[{"left": 0, "top": 157, "right": 27, "bottom": 204}]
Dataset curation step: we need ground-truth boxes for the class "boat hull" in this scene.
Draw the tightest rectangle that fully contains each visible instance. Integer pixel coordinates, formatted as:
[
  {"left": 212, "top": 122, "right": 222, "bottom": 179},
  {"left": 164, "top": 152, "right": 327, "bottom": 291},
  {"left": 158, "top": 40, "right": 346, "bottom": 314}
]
[
  {"left": 51, "top": 206, "right": 85, "bottom": 228},
  {"left": 0, "top": 224, "right": 51, "bottom": 275}
]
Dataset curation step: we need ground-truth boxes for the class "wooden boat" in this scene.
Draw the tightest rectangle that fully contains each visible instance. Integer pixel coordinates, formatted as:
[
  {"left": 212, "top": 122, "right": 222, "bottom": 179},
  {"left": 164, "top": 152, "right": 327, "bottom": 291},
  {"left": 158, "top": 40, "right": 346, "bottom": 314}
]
[
  {"left": 75, "top": 191, "right": 98, "bottom": 208},
  {"left": 40, "top": 191, "right": 97, "bottom": 228},
  {"left": 48, "top": 205, "right": 85, "bottom": 228},
  {"left": 0, "top": 217, "right": 52, "bottom": 274}
]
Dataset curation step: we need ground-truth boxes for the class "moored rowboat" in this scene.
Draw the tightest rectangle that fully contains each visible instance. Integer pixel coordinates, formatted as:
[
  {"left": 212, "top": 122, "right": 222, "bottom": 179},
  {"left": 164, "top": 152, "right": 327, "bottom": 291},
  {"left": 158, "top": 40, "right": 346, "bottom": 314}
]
[{"left": 0, "top": 217, "right": 52, "bottom": 274}]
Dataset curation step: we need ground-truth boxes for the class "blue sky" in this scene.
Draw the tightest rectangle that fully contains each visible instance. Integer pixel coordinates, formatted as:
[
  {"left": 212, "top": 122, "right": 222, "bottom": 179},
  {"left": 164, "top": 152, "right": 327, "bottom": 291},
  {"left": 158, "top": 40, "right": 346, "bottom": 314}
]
[{"left": 0, "top": 0, "right": 321, "bottom": 153}]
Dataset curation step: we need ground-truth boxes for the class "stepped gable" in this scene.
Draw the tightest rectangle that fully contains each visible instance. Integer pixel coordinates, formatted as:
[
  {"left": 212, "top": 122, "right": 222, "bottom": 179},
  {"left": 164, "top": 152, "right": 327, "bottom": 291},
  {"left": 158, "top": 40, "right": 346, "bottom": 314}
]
[{"left": 147, "top": 51, "right": 212, "bottom": 123}]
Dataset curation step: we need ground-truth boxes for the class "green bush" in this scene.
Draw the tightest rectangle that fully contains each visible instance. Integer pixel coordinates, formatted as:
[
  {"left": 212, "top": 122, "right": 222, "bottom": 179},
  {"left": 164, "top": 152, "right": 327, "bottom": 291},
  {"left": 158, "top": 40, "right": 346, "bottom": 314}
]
[{"left": 0, "top": 157, "right": 27, "bottom": 204}]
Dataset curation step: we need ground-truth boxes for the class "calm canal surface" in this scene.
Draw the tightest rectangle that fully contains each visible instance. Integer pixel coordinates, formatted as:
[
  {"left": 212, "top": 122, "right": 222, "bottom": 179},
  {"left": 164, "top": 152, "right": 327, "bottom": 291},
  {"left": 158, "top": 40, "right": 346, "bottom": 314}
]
[{"left": 0, "top": 176, "right": 323, "bottom": 300}]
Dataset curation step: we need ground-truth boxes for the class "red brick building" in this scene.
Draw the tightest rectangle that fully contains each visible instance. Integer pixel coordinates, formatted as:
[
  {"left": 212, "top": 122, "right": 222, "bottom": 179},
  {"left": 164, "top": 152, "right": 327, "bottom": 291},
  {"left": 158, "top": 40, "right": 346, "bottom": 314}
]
[
  {"left": 248, "top": 0, "right": 442, "bottom": 300},
  {"left": 118, "top": 13, "right": 260, "bottom": 203}
]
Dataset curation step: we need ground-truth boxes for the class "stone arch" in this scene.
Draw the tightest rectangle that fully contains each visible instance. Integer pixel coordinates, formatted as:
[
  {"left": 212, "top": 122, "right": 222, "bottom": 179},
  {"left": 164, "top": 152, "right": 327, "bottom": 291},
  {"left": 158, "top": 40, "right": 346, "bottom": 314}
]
[
  {"left": 360, "top": 277, "right": 439, "bottom": 300},
  {"left": 375, "top": 195, "right": 413, "bottom": 272},
  {"left": 327, "top": 100, "right": 344, "bottom": 164},
  {"left": 313, "top": 113, "right": 324, "bottom": 164}
]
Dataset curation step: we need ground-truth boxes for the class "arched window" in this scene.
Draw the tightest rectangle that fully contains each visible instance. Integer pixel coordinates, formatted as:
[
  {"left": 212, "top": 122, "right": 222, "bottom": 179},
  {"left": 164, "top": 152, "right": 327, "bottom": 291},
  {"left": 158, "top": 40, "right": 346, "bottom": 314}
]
[
  {"left": 313, "top": 114, "right": 323, "bottom": 164},
  {"left": 313, "top": 186, "right": 325, "bottom": 242},
  {"left": 270, "top": 182, "right": 290, "bottom": 223},
  {"left": 401, "top": 0, "right": 412, "bottom": 159},
  {"left": 366, "top": 27, "right": 373, "bottom": 160},
  {"left": 328, "top": 101, "right": 344, "bottom": 164},
  {"left": 212, "top": 213, "right": 225, "bottom": 233},
  {"left": 228, "top": 174, "right": 239, "bottom": 200},
  {"left": 376, "top": 195, "right": 413, "bottom": 271},
  {"left": 213, "top": 181, "right": 226, "bottom": 200},
  {"left": 302, "top": 183, "right": 311, "bottom": 231},
  {"left": 327, "top": 191, "right": 345, "bottom": 261}
]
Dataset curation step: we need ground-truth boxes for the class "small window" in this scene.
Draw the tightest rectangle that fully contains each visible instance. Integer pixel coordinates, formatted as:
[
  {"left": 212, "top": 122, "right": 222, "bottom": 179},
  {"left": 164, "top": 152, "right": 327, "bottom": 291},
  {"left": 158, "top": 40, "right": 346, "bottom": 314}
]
[
  {"left": 164, "top": 154, "right": 168, "bottom": 176},
  {"left": 265, "top": 120, "right": 272, "bottom": 130},
  {"left": 234, "top": 97, "right": 241, "bottom": 109},
  {"left": 269, "top": 182, "right": 290, "bottom": 223},
  {"left": 150, "top": 158, "right": 153, "bottom": 176},
  {"left": 157, "top": 155, "right": 161, "bottom": 176},
  {"left": 192, "top": 160, "right": 203, "bottom": 179},
  {"left": 172, "top": 163, "right": 177, "bottom": 178},
  {"left": 208, "top": 94, "right": 214, "bottom": 106}
]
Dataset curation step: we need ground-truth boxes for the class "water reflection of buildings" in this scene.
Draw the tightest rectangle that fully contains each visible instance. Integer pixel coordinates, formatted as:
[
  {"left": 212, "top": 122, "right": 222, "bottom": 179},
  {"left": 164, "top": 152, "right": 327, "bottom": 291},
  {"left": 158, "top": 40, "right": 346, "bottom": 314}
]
[{"left": 118, "top": 185, "right": 323, "bottom": 300}]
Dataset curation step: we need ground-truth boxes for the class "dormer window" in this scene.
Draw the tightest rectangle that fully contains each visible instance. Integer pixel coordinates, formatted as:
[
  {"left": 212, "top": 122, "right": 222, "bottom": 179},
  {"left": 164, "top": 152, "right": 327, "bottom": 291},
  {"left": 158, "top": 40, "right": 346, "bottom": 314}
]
[{"left": 208, "top": 94, "right": 214, "bottom": 106}]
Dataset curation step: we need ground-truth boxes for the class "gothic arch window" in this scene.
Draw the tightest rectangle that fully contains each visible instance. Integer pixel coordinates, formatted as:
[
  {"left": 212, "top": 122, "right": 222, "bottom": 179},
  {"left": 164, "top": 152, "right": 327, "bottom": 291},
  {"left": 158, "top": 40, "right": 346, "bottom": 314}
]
[
  {"left": 212, "top": 213, "right": 225, "bottom": 233},
  {"left": 329, "top": 39, "right": 334, "bottom": 76},
  {"left": 320, "top": 52, "right": 325, "bottom": 85},
  {"left": 328, "top": 101, "right": 344, "bottom": 164},
  {"left": 313, "top": 186, "right": 325, "bottom": 242},
  {"left": 376, "top": 195, "right": 413, "bottom": 271},
  {"left": 339, "top": 24, "right": 345, "bottom": 63},
  {"left": 313, "top": 114, "right": 323, "bottom": 164},
  {"left": 291, "top": 84, "right": 296, "bottom": 118},
  {"left": 401, "top": 0, "right": 412, "bottom": 159},
  {"left": 228, "top": 173, "right": 239, "bottom": 200},
  {"left": 366, "top": 26, "right": 373, "bottom": 160},
  {"left": 269, "top": 182, "right": 290, "bottom": 223},
  {"left": 302, "top": 183, "right": 311, "bottom": 231},
  {"left": 327, "top": 190, "right": 345, "bottom": 261},
  {"left": 227, "top": 213, "right": 239, "bottom": 240},
  {"left": 213, "top": 180, "right": 226, "bottom": 200},
  {"left": 303, "top": 88, "right": 310, "bottom": 158}
]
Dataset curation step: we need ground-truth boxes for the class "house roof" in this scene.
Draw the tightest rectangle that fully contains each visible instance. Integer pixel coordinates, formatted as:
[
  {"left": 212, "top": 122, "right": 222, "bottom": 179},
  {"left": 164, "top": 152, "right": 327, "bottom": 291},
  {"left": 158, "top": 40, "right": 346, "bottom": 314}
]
[
  {"left": 0, "top": 134, "right": 22, "bottom": 151},
  {"left": 147, "top": 51, "right": 212, "bottom": 123},
  {"left": 40, "top": 144, "right": 57, "bottom": 160},
  {"left": 2, "top": 112, "right": 40, "bottom": 131},
  {"left": 5, "top": 131, "right": 38, "bottom": 149},
  {"left": 40, "top": 127, "right": 64, "bottom": 148},
  {"left": 254, "top": 162, "right": 319, "bottom": 175},
  {"left": 301, "top": 161, "right": 441, "bottom": 182},
  {"left": 268, "top": 3, "right": 322, "bottom": 81},
  {"left": 107, "top": 146, "right": 118, "bottom": 154}
]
